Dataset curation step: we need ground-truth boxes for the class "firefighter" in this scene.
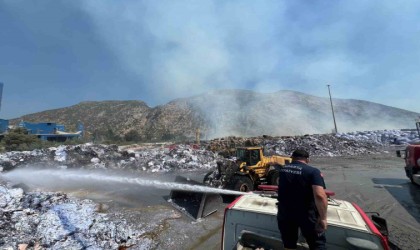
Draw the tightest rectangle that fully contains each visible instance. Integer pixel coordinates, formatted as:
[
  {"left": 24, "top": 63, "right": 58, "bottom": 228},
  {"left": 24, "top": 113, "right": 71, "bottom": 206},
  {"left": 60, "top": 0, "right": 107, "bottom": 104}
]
[{"left": 277, "top": 149, "right": 328, "bottom": 250}]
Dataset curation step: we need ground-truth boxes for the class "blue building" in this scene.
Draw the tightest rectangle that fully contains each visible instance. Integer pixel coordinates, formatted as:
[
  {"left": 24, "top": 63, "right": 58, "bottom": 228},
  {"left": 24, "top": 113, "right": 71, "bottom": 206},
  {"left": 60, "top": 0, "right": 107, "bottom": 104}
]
[
  {"left": 0, "top": 82, "right": 83, "bottom": 142},
  {"left": 19, "top": 121, "right": 83, "bottom": 142}
]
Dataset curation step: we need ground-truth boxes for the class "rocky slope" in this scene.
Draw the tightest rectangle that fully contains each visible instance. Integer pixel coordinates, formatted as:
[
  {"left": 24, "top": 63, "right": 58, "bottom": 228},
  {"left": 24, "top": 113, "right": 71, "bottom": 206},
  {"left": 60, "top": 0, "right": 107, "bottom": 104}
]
[{"left": 10, "top": 90, "right": 420, "bottom": 141}]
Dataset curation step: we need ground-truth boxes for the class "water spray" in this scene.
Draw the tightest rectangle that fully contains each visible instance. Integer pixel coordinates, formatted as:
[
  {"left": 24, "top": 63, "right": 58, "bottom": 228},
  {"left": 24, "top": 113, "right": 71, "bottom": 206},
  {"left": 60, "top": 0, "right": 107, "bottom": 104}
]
[{"left": 2, "top": 169, "right": 247, "bottom": 196}]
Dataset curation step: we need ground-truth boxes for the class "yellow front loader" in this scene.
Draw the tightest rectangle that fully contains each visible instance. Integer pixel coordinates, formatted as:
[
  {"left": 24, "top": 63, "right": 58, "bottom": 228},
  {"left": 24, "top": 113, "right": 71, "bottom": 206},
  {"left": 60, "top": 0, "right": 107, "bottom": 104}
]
[
  {"left": 169, "top": 147, "right": 291, "bottom": 220},
  {"left": 203, "top": 147, "right": 291, "bottom": 192}
]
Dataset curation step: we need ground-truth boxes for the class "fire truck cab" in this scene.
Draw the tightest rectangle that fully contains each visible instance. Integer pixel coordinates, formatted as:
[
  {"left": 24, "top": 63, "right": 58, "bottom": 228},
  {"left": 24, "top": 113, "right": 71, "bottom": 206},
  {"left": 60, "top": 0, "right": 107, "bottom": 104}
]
[
  {"left": 222, "top": 191, "right": 390, "bottom": 250},
  {"left": 397, "top": 144, "right": 420, "bottom": 185}
]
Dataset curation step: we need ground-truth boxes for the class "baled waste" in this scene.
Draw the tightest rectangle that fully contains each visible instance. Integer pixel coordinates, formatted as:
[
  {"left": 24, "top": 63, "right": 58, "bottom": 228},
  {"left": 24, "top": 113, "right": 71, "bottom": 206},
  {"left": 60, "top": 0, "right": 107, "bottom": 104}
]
[
  {"left": 0, "top": 183, "right": 154, "bottom": 249},
  {"left": 0, "top": 129, "right": 415, "bottom": 173}
]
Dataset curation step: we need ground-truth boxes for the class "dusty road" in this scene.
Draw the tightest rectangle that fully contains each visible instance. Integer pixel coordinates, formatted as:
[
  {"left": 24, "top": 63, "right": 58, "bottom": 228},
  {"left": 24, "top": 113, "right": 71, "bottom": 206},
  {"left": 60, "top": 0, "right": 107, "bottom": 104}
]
[
  {"left": 5, "top": 151, "right": 420, "bottom": 249},
  {"left": 162, "top": 151, "right": 420, "bottom": 250},
  {"left": 315, "top": 152, "right": 420, "bottom": 250},
  {"left": 168, "top": 151, "right": 420, "bottom": 250},
  {"left": 88, "top": 151, "right": 420, "bottom": 249}
]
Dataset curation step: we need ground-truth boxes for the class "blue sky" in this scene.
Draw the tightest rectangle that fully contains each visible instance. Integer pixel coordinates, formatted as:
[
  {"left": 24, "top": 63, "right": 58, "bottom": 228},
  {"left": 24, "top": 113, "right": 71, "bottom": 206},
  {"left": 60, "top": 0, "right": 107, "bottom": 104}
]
[{"left": 1, "top": 0, "right": 419, "bottom": 119}]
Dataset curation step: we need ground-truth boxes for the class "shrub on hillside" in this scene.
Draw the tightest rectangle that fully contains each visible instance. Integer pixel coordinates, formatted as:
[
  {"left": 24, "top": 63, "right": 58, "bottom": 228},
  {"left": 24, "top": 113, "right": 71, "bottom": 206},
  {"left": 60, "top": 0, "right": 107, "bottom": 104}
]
[
  {"left": 124, "top": 129, "right": 141, "bottom": 142},
  {"left": 1, "top": 128, "right": 88, "bottom": 151},
  {"left": 2, "top": 128, "right": 39, "bottom": 151}
]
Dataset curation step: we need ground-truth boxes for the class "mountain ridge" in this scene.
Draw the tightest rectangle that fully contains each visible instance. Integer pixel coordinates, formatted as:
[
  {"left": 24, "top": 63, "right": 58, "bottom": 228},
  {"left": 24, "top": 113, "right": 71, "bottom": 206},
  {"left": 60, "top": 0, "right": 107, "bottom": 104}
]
[{"left": 10, "top": 90, "right": 419, "bottom": 141}]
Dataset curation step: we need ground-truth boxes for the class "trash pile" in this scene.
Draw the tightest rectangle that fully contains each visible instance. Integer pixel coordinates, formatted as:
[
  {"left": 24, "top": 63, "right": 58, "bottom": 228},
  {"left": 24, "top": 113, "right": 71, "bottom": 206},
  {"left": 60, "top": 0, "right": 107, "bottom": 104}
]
[
  {"left": 206, "top": 134, "right": 382, "bottom": 157},
  {"left": 0, "top": 143, "right": 220, "bottom": 173},
  {"left": 336, "top": 129, "right": 420, "bottom": 145},
  {"left": 0, "top": 129, "right": 417, "bottom": 249},
  {"left": 207, "top": 129, "right": 419, "bottom": 157},
  {"left": 1, "top": 129, "right": 418, "bottom": 174},
  {"left": 0, "top": 182, "right": 155, "bottom": 249}
]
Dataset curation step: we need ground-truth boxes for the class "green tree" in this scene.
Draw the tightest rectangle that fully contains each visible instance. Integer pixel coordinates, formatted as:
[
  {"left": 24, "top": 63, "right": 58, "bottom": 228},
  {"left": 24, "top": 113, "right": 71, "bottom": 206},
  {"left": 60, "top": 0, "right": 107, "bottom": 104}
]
[
  {"left": 2, "top": 128, "right": 39, "bottom": 151},
  {"left": 124, "top": 129, "right": 141, "bottom": 142},
  {"left": 105, "top": 128, "right": 121, "bottom": 142}
]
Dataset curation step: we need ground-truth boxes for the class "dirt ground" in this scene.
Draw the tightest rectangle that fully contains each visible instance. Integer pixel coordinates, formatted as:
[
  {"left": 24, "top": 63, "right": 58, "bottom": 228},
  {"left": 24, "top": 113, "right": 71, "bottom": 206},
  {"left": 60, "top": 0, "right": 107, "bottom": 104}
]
[
  {"left": 160, "top": 150, "right": 420, "bottom": 250},
  {"left": 4, "top": 150, "right": 420, "bottom": 249},
  {"left": 98, "top": 150, "right": 420, "bottom": 250},
  {"left": 167, "top": 151, "right": 420, "bottom": 250},
  {"left": 314, "top": 152, "right": 420, "bottom": 250}
]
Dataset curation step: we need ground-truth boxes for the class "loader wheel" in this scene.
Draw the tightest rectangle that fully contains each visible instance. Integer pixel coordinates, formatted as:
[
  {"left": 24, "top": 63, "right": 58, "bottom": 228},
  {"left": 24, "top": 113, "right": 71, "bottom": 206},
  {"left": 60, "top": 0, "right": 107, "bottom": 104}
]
[
  {"left": 203, "top": 171, "right": 214, "bottom": 185},
  {"left": 410, "top": 173, "right": 414, "bottom": 184},
  {"left": 410, "top": 169, "right": 417, "bottom": 184},
  {"left": 268, "top": 170, "right": 279, "bottom": 185},
  {"left": 229, "top": 175, "right": 254, "bottom": 192}
]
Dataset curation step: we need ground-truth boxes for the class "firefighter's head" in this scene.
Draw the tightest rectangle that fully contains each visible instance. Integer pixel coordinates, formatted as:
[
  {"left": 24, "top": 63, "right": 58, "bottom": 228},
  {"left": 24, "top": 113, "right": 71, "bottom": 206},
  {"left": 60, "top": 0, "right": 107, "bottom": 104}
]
[{"left": 291, "top": 148, "right": 310, "bottom": 163}]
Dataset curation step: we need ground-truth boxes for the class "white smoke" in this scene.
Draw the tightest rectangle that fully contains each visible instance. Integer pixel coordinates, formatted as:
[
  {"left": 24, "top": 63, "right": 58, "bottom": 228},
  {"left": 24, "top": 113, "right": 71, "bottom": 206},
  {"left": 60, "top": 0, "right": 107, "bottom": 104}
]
[{"left": 74, "top": 0, "right": 420, "bottom": 114}]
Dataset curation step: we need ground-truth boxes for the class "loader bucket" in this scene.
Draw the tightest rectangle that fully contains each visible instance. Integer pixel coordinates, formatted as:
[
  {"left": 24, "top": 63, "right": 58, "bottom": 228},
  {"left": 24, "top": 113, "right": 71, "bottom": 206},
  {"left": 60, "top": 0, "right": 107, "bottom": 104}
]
[{"left": 168, "top": 175, "right": 222, "bottom": 220}]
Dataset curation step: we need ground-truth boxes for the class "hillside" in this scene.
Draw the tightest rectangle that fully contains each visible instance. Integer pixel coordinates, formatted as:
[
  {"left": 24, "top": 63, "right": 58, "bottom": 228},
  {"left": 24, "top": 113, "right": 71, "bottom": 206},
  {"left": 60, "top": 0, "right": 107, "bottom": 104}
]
[{"left": 10, "top": 90, "right": 420, "bottom": 141}]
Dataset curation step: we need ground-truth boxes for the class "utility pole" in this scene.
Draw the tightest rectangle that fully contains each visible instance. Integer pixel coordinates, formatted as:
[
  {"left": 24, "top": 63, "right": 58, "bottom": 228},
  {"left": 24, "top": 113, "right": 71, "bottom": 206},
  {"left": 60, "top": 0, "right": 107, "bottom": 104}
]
[
  {"left": 196, "top": 128, "right": 200, "bottom": 145},
  {"left": 327, "top": 84, "right": 338, "bottom": 134}
]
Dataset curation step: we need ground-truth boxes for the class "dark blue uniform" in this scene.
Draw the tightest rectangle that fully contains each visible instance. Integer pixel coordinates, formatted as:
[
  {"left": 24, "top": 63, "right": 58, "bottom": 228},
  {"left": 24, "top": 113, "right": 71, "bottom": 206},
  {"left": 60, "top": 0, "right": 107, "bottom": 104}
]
[{"left": 277, "top": 161, "right": 326, "bottom": 250}]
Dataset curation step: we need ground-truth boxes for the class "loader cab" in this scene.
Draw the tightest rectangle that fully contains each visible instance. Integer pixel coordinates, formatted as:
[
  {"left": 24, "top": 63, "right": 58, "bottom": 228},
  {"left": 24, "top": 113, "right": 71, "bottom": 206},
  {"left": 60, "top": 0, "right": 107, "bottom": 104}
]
[{"left": 236, "top": 147, "right": 261, "bottom": 166}]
